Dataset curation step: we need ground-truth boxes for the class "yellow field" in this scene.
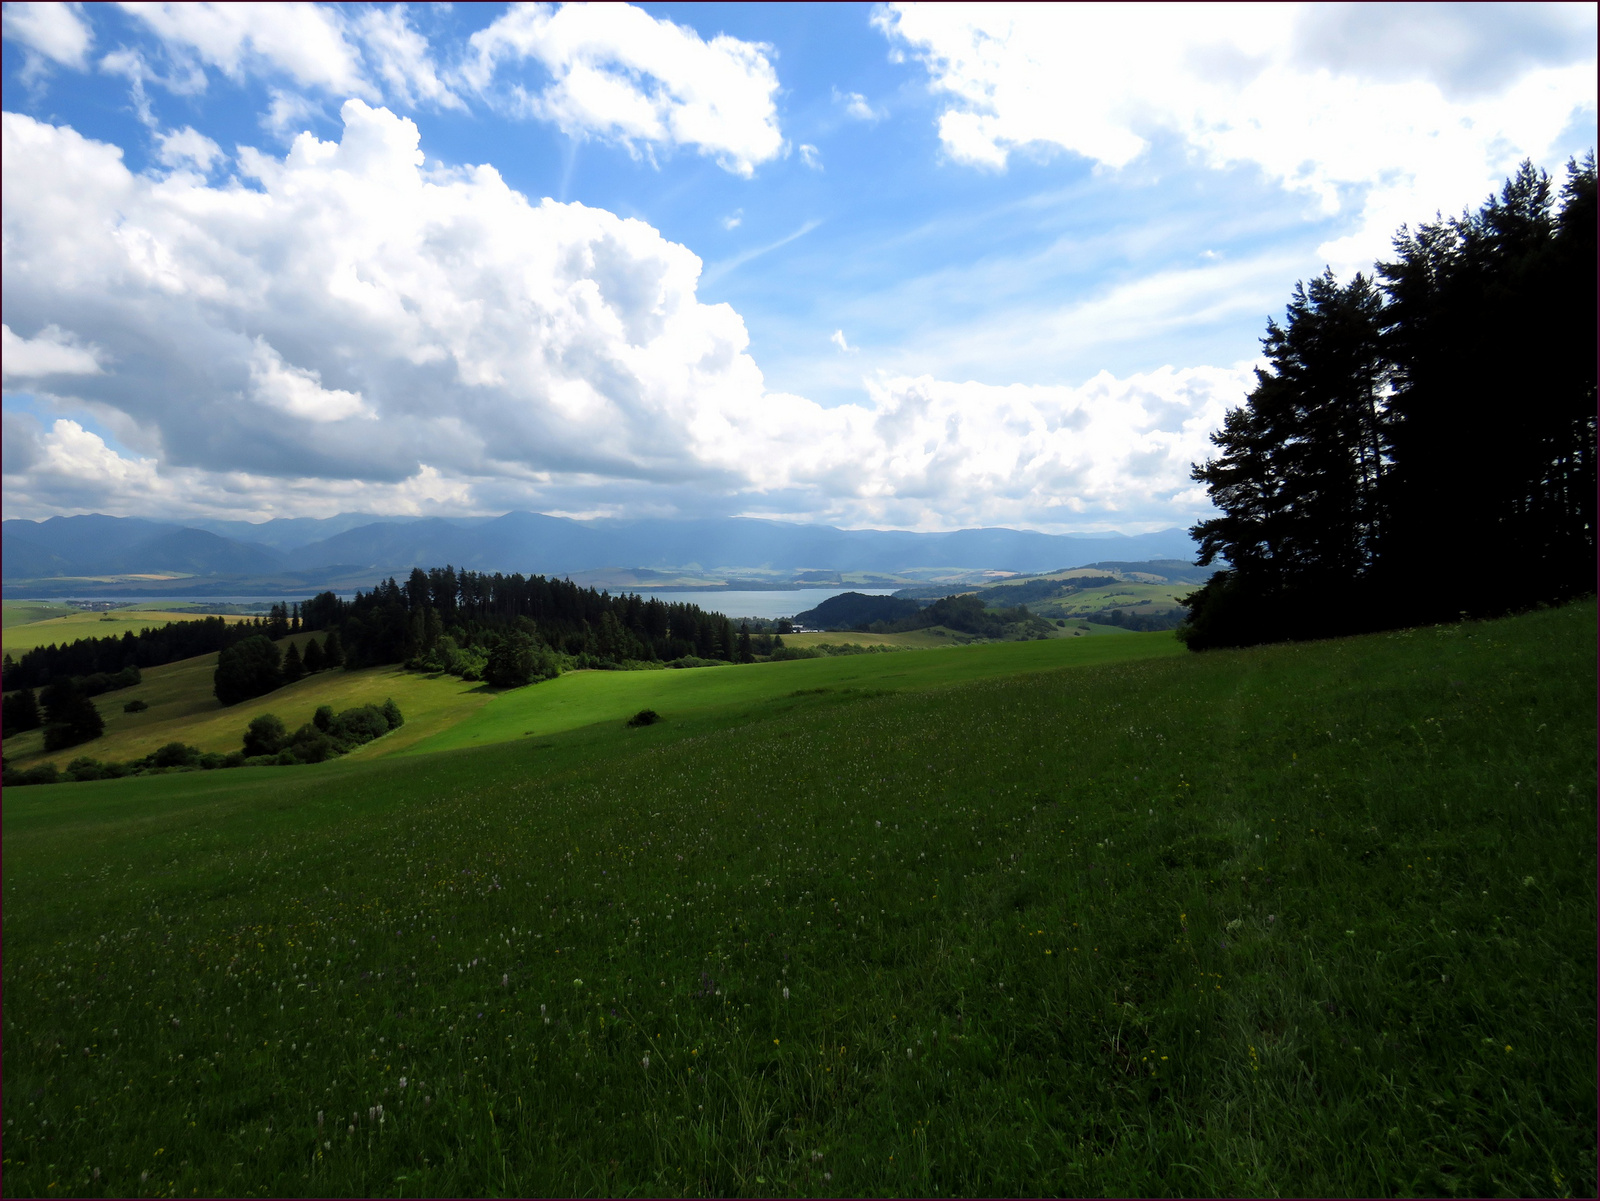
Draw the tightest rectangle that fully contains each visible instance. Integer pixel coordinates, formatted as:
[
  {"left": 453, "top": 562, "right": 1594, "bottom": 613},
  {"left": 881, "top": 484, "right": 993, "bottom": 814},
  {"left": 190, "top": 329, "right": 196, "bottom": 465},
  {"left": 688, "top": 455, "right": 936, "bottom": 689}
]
[{"left": 1, "top": 607, "right": 255, "bottom": 654}]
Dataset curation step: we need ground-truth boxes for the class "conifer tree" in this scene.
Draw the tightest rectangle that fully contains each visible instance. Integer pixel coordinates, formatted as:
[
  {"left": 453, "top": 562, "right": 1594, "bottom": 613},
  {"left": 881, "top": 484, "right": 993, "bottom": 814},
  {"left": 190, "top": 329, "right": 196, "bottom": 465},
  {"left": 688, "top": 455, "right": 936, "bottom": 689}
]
[
  {"left": 281, "top": 641, "right": 304, "bottom": 684},
  {"left": 303, "top": 637, "right": 325, "bottom": 673}
]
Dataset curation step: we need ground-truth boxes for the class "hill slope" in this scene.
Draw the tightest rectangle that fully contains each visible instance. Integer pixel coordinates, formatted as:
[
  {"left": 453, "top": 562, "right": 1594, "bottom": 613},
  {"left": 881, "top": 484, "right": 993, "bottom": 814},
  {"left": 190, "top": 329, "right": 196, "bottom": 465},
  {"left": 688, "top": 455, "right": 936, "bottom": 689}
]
[{"left": 3, "top": 601, "right": 1593, "bottom": 1197}]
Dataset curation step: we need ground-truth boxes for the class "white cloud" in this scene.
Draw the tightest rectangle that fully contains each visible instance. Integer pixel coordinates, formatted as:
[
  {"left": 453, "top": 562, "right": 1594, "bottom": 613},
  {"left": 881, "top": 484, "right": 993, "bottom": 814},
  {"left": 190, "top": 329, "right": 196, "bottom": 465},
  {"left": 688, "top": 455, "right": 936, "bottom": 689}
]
[
  {"left": 1, "top": 324, "right": 106, "bottom": 378},
  {"left": 877, "top": 2, "right": 1598, "bottom": 266},
  {"left": 248, "top": 338, "right": 373, "bottom": 422},
  {"left": 799, "top": 143, "right": 823, "bottom": 170},
  {"left": 830, "top": 329, "right": 855, "bottom": 353},
  {"left": 120, "top": 1, "right": 376, "bottom": 98},
  {"left": 351, "top": 5, "right": 464, "bottom": 111},
  {"left": 2, "top": 102, "right": 1247, "bottom": 530},
  {"left": 463, "top": 2, "right": 784, "bottom": 177},
  {"left": 3, "top": 1, "right": 93, "bottom": 74},
  {"left": 720, "top": 209, "right": 743, "bottom": 230},
  {"left": 834, "top": 88, "right": 882, "bottom": 121},
  {"left": 154, "top": 125, "right": 224, "bottom": 172}
]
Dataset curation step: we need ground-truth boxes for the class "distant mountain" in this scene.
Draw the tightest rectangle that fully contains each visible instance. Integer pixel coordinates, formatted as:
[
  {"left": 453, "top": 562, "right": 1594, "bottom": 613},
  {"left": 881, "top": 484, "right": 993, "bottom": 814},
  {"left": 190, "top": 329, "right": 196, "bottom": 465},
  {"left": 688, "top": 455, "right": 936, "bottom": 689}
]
[
  {"left": 288, "top": 512, "right": 1199, "bottom": 576},
  {"left": 2, "top": 515, "right": 282, "bottom": 578},
  {"left": 3, "top": 510, "right": 1201, "bottom": 584},
  {"left": 108, "top": 528, "right": 285, "bottom": 575}
]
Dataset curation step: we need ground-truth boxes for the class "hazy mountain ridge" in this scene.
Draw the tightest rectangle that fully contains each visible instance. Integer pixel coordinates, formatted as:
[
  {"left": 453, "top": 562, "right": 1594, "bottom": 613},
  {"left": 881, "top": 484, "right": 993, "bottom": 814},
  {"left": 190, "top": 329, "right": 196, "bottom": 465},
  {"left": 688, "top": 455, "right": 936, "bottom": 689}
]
[{"left": 3, "top": 511, "right": 1200, "bottom": 587}]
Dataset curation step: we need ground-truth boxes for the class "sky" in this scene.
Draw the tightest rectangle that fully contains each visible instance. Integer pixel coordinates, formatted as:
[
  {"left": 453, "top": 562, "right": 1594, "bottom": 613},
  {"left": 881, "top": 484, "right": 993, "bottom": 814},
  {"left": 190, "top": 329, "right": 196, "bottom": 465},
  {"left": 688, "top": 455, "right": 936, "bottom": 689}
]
[{"left": 2, "top": 2, "right": 1595, "bottom": 535}]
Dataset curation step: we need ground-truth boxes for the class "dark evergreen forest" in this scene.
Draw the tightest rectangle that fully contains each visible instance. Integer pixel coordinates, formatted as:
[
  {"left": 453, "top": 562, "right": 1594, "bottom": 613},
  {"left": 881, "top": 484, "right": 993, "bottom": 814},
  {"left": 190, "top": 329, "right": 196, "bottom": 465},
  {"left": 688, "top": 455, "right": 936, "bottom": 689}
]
[{"left": 1181, "top": 155, "right": 1596, "bottom": 649}]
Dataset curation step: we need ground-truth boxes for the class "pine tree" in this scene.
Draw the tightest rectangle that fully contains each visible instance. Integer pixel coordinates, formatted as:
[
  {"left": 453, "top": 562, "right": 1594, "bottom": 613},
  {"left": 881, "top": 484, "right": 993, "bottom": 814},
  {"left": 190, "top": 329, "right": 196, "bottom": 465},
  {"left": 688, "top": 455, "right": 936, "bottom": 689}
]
[
  {"left": 3, "top": 687, "right": 42, "bottom": 733},
  {"left": 322, "top": 629, "right": 345, "bottom": 668},
  {"left": 281, "top": 640, "right": 304, "bottom": 684},
  {"left": 303, "top": 637, "right": 325, "bottom": 673}
]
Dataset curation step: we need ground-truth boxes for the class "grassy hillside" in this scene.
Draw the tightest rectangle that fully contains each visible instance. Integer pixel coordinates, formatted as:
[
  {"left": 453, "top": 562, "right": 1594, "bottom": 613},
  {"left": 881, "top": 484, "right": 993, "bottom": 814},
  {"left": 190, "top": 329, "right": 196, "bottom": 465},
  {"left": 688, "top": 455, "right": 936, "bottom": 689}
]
[
  {"left": 1, "top": 641, "right": 490, "bottom": 770},
  {"left": 4, "top": 629, "right": 1180, "bottom": 770},
  {"left": 2, "top": 602, "right": 1593, "bottom": 1197},
  {"left": 405, "top": 630, "right": 1184, "bottom": 756}
]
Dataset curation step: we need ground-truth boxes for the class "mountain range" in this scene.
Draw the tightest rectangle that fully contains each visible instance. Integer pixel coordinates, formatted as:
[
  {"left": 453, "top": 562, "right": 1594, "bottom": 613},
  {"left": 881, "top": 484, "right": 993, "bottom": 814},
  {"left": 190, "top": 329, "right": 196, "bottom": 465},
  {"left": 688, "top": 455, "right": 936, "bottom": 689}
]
[{"left": 2, "top": 512, "right": 1201, "bottom": 592}]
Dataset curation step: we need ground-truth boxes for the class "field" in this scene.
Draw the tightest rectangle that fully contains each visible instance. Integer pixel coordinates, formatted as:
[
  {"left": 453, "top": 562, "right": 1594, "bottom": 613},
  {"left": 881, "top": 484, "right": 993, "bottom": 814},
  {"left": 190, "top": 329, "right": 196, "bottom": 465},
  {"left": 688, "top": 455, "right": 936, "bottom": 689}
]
[
  {"left": 2, "top": 627, "right": 1178, "bottom": 772},
  {"left": 1, "top": 606, "right": 254, "bottom": 655},
  {"left": 2, "top": 602, "right": 1594, "bottom": 1198}
]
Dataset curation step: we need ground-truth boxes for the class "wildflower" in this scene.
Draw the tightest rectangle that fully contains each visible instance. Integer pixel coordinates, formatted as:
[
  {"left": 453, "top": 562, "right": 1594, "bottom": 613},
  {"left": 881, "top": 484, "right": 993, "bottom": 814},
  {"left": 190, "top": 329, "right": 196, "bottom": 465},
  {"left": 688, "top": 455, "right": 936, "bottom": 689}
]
[
  {"left": 1522, "top": 876, "right": 1536, "bottom": 887},
  {"left": 783, "top": 987, "right": 790, "bottom": 1000},
  {"left": 399, "top": 1077, "right": 407, "bottom": 1090},
  {"left": 574, "top": 979, "right": 583, "bottom": 987},
  {"left": 641, "top": 1055, "right": 650, "bottom": 1069},
  {"left": 317, "top": 1111, "right": 324, "bottom": 1128},
  {"left": 141, "top": 1171, "right": 149, "bottom": 1183},
  {"left": 324, "top": 1141, "right": 331, "bottom": 1150},
  {"left": 502, "top": 974, "right": 509, "bottom": 987},
  {"left": 906, "top": 1047, "right": 913, "bottom": 1059}
]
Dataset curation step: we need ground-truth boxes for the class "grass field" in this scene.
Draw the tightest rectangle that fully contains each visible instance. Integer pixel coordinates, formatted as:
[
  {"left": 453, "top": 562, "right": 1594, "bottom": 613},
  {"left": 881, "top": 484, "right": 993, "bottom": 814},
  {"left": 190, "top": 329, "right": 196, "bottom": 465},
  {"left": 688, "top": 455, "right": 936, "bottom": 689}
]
[
  {"left": 1, "top": 607, "right": 254, "bottom": 655},
  {"left": 2, "top": 602, "right": 1594, "bottom": 1197},
  {"left": 2, "top": 601, "right": 81, "bottom": 630},
  {"left": 406, "top": 630, "right": 1183, "bottom": 757}
]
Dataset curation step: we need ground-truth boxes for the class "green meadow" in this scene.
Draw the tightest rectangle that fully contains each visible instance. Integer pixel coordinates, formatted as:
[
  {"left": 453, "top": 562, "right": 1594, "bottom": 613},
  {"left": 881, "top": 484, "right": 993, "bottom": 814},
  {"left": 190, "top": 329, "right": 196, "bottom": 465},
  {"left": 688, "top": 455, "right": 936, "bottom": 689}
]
[{"left": 2, "top": 602, "right": 1595, "bottom": 1198}]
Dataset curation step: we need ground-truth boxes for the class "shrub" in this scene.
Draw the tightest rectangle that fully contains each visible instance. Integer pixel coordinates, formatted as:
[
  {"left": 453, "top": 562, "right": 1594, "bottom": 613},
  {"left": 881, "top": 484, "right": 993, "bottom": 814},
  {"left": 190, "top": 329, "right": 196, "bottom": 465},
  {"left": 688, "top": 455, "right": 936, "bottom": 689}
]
[
  {"left": 123, "top": 698, "right": 149, "bottom": 713},
  {"left": 381, "top": 698, "right": 404, "bottom": 730},
  {"left": 313, "top": 705, "right": 334, "bottom": 732},
  {"left": 626, "top": 709, "right": 662, "bottom": 727},
  {"left": 331, "top": 705, "right": 389, "bottom": 747},
  {"left": 242, "top": 713, "right": 288, "bottom": 758},
  {"left": 197, "top": 752, "right": 227, "bottom": 770},
  {"left": 65, "top": 757, "right": 107, "bottom": 781},
  {"left": 288, "top": 723, "right": 336, "bottom": 763},
  {"left": 2, "top": 761, "right": 59, "bottom": 786},
  {"left": 153, "top": 742, "right": 198, "bottom": 768}
]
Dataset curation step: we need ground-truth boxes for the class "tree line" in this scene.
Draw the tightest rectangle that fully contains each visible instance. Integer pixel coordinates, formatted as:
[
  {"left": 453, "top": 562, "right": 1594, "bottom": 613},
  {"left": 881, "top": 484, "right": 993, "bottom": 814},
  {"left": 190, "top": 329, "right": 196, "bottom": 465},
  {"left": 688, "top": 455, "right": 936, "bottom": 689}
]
[
  {"left": 1181, "top": 155, "right": 1595, "bottom": 649},
  {"left": 1, "top": 603, "right": 319, "bottom": 693},
  {"left": 324, "top": 568, "right": 758, "bottom": 679}
]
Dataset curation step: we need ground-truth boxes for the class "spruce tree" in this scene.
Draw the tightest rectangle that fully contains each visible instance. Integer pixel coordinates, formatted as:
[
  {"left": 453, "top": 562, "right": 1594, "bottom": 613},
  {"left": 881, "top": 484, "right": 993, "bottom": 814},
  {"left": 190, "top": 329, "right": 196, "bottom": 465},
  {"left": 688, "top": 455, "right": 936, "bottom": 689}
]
[
  {"left": 321, "top": 629, "right": 345, "bottom": 668},
  {"left": 302, "top": 637, "right": 325, "bottom": 673},
  {"left": 281, "top": 641, "right": 304, "bottom": 684}
]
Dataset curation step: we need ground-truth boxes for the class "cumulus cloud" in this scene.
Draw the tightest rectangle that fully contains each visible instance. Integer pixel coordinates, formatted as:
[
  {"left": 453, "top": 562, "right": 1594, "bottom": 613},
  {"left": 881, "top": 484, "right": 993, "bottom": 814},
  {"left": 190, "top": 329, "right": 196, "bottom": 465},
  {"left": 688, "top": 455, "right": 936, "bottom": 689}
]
[
  {"left": 352, "top": 4, "right": 464, "bottom": 111},
  {"left": 2, "top": 101, "right": 1248, "bottom": 529},
  {"left": 154, "top": 125, "right": 224, "bottom": 172},
  {"left": 877, "top": 1, "right": 1597, "bottom": 266},
  {"left": 2, "top": 324, "right": 106, "bottom": 378},
  {"left": 462, "top": 1, "right": 784, "bottom": 176},
  {"left": 120, "top": 1, "right": 376, "bottom": 98},
  {"left": 3, "top": 1, "right": 94, "bottom": 76}
]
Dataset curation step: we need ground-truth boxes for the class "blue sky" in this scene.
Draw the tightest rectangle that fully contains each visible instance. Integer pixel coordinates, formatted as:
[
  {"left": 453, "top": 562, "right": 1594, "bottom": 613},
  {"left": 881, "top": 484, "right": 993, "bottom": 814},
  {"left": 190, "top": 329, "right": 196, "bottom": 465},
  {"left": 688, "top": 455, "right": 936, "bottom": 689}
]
[{"left": 3, "top": 2, "right": 1595, "bottom": 533}]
